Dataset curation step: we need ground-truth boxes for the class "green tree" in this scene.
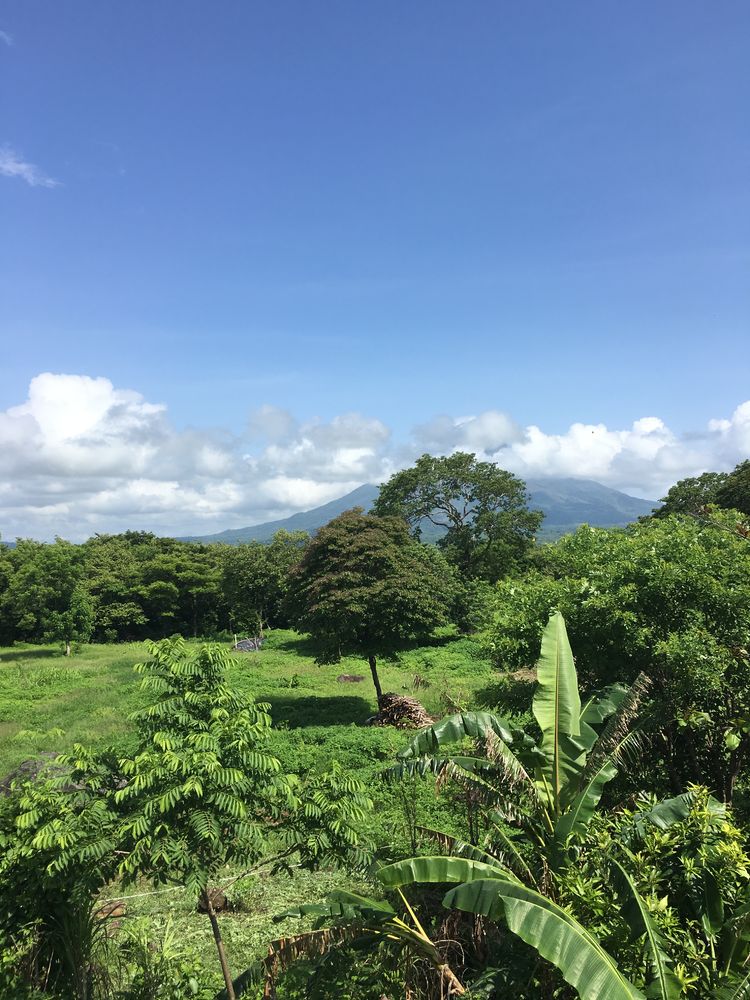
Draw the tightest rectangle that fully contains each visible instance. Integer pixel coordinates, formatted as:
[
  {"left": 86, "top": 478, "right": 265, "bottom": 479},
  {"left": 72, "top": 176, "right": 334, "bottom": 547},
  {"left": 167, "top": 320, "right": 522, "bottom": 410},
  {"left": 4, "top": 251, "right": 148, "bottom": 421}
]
[
  {"left": 389, "top": 614, "right": 650, "bottom": 886},
  {"left": 0, "top": 746, "right": 119, "bottom": 998},
  {"left": 47, "top": 583, "right": 95, "bottom": 655},
  {"left": 650, "top": 471, "right": 728, "bottom": 518},
  {"left": 373, "top": 452, "right": 542, "bottom": 581},
  {"left": 380, "top": 616, "right": 750, "bottom": 999},
  {"left": 256, "top": 616, "right": 750, "bottom": 999},
  {"left": 222, "top": 530, "right": 308, "bottom": 636},
  {"left": 285, "top": 509, "right": 459, "bottom": 703},
  {"left": 83, "top": 533, "right": 149, "bottom": 641},
  {"left": 715, "top": 458, "right": 750, "bottom": 515},
  {"left": 116, "top": 637, "right": 370, "bottom": 999},
  {"left": 482, "top": 513, "right": 750, "bottom": 800},
  {"left": 0, "top": 538, "right": 88, "bottom": 644}
]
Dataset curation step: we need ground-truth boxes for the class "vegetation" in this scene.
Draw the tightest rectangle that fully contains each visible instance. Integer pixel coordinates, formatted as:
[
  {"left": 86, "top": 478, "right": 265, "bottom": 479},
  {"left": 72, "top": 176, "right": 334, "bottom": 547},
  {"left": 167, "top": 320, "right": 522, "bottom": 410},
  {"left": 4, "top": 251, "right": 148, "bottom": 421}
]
[
  {"left": 373, "top": 452, "right": 542, "bottom": 580},
  {"left": 1, "top": 454, "right": 750, "bottom": 998},
  {"left": 651, "top": 460, "right": 750, "bottom": 518},
  {"left": 285, "top": 509, "right": 459, "bottom": 701},
  {"left": 483, "top": 510, "right": 750, "bottom": 802}
]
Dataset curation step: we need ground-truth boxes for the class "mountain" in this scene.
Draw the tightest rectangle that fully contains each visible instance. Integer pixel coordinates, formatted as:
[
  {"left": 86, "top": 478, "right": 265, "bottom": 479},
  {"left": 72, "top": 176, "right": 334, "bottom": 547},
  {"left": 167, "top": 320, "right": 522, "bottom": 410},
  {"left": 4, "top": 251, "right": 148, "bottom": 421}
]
[{"left": 179, "top": 478, "right": 655, "bottom": 544}]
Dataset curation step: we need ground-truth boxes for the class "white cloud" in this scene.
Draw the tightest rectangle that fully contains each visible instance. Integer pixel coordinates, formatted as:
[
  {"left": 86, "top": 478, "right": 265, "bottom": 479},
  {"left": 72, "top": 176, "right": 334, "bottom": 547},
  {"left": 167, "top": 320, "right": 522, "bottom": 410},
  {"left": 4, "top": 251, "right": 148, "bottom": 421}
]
[
  {"left": 0, "top": 145, "right": 59, "bottom": 188},
  {"left": 0, "top": 372, "right": 748, "bottom": 541},
  {"left": 440, "top": 404, "right": 750, "bottom": 499},
  {"left": 0, "top": 30, "right": 12, "bottom": 46},
  {"left": 414, "top": 411, "right": 525, "bottom": 454}
]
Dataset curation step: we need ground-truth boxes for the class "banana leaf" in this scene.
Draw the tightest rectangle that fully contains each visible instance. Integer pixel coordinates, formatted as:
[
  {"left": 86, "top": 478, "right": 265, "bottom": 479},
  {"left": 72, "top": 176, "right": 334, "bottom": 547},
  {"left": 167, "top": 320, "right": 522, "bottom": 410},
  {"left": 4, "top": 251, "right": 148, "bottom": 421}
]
[
  {"left": 396, "top": 711, "right": 518, "bottom": 759},
  {"left": 610, "top": 855, "right": 681, "bottom": 1000},
  {"left": 444, "top": 877, "right": 645, "bottom": 1000},
  {"left": 378, "top": 854, "right": 512, "bottom": 888},
  {"left": 532, "top": 612, "right": 583, "bottom": 813}
]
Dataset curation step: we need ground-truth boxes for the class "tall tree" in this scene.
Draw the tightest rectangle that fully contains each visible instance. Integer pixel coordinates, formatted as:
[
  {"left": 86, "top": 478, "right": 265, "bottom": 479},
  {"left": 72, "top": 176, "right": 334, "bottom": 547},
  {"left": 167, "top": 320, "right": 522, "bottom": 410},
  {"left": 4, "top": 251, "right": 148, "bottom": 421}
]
[
  {"left": 286, "top": 509, "right": 458, "bottom": 702},
  {"left": 0, "top": 538, "right": 88, "bottom": 646},
  {"left": 116, "top": 637, "right": 370, "bottom": 999},
  {"left": 373, "top": 452, "right": 542, "bottom": 581},
  {"left": 650, "top": 470, "right": 728, "bottom": 518},
  {"left": 222, "top": 529, "right": 307, "bottom": 635},
  {"left": 715, "top": 458, "right": 750, "bottom": 515}
]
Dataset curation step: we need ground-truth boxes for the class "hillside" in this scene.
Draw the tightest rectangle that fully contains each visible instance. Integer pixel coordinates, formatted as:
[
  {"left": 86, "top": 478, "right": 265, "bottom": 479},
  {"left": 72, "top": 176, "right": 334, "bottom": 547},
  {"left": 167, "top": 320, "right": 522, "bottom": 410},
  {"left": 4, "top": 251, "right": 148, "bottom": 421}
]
[{"left": 179, "top": 477, "right": 655, "bottom": 544}]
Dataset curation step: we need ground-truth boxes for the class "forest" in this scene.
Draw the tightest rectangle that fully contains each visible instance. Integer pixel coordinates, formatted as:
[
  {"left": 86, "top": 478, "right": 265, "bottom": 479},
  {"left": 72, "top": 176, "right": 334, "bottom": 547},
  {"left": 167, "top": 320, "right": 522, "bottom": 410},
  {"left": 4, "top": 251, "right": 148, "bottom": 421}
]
[{"left": 1, "top": 453, "right": 749, "bottom": 1000}]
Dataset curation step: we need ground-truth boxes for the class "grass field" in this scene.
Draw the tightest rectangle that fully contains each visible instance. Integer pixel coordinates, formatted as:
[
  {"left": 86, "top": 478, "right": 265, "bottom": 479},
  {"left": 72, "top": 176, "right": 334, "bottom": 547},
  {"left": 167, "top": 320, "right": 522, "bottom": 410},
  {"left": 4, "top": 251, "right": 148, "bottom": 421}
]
[{"left": 0, "top": 629, "right": 505, "bottom": 996}]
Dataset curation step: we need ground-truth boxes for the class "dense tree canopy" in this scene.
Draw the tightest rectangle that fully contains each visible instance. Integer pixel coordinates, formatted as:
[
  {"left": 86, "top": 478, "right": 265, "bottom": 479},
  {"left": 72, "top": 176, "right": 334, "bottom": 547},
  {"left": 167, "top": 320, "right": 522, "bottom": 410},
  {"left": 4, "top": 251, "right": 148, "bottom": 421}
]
[
  {"left": 650, "top": 470, "right": 729, "bottom": 518},
  {"left": 483, "top": 511, "right": 750, "bottom": 800},
  {"left": 0, "top": 529, "right": 309, "bottom": 646},
  {"left": 373, "top": 452, "right": 542, "bottom": 581},
  {"left": 285, "top": 508, "right": 459, "bottom": 700},
  {"left": 715, "top": 458, "right": 750, "bottom": 515},
  {"left": 221, "top": 529, "right": 308, "bottom": 635},
  {"left": 651, "top": 458, "right": 750, "bottom": 518}
]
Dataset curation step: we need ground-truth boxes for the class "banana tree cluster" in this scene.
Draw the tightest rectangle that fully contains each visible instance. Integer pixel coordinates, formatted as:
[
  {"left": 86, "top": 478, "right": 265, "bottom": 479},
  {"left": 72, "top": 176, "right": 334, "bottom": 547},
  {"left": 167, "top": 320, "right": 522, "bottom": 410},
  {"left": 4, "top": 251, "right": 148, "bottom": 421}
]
[
  {"left": 388, "top": 611, "right": 648, "bottom": 884},
  {"left": 229, "top": 614, "right": 750, "bottom": 1000}
]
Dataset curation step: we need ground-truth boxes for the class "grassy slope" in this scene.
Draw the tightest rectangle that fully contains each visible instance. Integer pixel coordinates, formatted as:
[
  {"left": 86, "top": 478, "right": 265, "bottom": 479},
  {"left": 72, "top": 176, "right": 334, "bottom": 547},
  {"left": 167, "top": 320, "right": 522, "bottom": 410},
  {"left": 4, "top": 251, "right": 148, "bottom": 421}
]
[{"left": 0, "top": 629, "right": 499, "bottom": 996}]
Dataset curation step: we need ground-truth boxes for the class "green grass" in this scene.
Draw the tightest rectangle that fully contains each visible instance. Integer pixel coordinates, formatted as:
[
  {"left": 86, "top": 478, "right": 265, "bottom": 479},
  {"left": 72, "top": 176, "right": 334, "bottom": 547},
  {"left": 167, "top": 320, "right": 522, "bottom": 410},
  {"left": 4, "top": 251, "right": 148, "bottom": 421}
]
[
  {"left": 0, "top": 629, "right": 494, "bottom": 776},
  {"left": 0, "top": 629, "right": 499, "bottom": 996}
]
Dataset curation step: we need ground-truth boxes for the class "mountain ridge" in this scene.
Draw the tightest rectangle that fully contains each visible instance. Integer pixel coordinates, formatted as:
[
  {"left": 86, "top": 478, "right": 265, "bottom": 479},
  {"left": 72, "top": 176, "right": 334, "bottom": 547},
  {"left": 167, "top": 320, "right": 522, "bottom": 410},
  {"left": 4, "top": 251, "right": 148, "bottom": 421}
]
[{"left": 178, "top": 478, "right": 655, "bottom": 544}]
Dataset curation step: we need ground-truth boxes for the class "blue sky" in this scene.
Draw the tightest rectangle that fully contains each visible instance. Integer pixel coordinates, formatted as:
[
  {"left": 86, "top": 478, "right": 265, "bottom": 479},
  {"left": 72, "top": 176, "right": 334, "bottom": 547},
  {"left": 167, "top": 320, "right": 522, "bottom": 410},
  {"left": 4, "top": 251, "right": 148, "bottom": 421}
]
[{"left": 1, "top": 2, "right": 748, "bottom": 539}]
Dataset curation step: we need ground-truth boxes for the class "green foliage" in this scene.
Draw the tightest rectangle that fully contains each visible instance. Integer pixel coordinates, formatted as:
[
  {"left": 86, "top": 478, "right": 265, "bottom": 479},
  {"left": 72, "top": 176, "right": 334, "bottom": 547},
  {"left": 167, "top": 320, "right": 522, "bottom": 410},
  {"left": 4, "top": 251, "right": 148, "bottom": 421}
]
[
  {"left": 444, "top": 876, "right": 644, "bottom": 1000},
  {"left": 0, "top": 745, "right": 119, "bottom": 997},
  {"left": 715, "top": 459, "right": 750, "bottom": 515},
  {"left": 221, "top": 530, "right": 308, "bottom": 634},
  {"left": 373, "top": 451, "right": 543, "bottom": 581},
  {"left": 0, "top": 538, "right": 88, "bottom": 645},
  {"left": 390, "top": 614, "right": 645, "bottom": 882},
  {"left": 285, "top": 508, "right": 459, "bottom": 698},
  {"left": 116, "top": 638, "right": 290, "bottom": 896},
  {"left": 483, "top": 514, "right": 750, "bottom": 800},
  {"left": 117, "top": 638, "right": 372, "bottom": 891},
  {"left": 651, "top": 471, "right": 729, "bottom": 518}
]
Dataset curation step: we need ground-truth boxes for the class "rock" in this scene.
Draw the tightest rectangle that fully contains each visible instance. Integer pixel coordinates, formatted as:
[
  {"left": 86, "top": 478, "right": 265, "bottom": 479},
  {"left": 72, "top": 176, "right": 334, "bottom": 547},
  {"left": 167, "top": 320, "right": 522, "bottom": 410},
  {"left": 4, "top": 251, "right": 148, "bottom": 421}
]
[
  {"left": 233, "top": 637, "right": 265, "bottom": 652},
  {"left": 336, "top": 674, "right": 365, "bottom": 683}
]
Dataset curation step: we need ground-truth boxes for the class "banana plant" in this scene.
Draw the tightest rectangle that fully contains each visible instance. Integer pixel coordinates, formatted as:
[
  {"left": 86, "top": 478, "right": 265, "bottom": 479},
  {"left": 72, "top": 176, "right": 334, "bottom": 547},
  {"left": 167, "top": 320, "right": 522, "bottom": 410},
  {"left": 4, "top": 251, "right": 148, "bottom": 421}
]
[
  {"left": 387, "top": 612, "right": 650, "bottom": 878},
  {"left": 378, "top": 855, "right": 645, "bottom": 1000},
  {"left": 221, "top": 888, "right": 467, "bottom": 998}
]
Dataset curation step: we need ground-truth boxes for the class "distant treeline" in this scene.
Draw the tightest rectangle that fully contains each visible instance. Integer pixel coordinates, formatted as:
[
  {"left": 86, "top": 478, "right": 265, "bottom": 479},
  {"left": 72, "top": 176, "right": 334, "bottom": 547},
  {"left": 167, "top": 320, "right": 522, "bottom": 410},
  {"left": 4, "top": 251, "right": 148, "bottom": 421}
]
[{"left": 0, "top": 529, "right": 309, "bottom": 646}]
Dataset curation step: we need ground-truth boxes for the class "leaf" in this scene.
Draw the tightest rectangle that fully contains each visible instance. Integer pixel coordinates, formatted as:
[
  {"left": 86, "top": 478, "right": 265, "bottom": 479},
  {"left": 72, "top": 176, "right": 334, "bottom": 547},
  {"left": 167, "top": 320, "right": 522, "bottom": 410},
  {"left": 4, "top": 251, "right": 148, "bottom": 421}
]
[
  {"left": 610, "top": 855, "right": 681, "bottom": 1000},
  {"left": 378, "top": 855, "right": 512, "bottom": 889},
  {"left": 626, "top": 791, "right": 724, "bottom": 843},
  {"left": 274, "top": 892, "right": 395, "bottom": 926},
  {"left": 579, "top": 684, "right": 629, "bottom": 752},
  {"left": 532, "top": 612, "right": 582, "bottom": 813},
  {"left": 700, "top": 870, "right": 725, "bottom": 939},
  {"left": 714, "top": 971, "right": 750, "bottom": 1000},
  {"left": 554, "top": 758, "right": 618, "bottom": 847},
  {"left": 396, "top": 711, "right": 517, "bottom": 759},
  {"left": 444, "top": 878, "right": 644, "bottom": 1000},
  {"left": 383, "top": 754, "right": 496, "bottom": 782}
]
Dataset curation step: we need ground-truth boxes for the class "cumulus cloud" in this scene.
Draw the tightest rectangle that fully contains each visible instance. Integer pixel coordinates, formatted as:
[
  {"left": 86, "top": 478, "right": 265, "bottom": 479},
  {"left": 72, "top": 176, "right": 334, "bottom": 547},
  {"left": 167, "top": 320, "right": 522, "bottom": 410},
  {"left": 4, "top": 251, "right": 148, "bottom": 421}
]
[
  {"left": 0, "top": 372, "right": 748, "bottom": 541},
  {"left": 0, "top": 375, "right": 393, "bottom": 541},
  {"left": 427, "top": 405, "right": 750, "bottom": 499},
  {"left": 414, "top": 411, "right": 525, "bottom": 454},
  {"left": 0, "top": 144, "right": 59, "bottom": 188}
]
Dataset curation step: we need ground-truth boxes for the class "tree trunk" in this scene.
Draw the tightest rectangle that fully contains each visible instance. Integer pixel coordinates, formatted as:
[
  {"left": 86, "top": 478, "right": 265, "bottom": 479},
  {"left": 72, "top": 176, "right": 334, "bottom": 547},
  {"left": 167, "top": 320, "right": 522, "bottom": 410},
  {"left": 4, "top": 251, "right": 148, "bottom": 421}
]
[
  {"left": 438, "top": 963, "right": 466, "bottom": 995},
  {"left": 368, "top": 654, "right": 383, "bottom": 703},
  {"left": 65, "top": 639, "right": 71, "bottom": 657},
  {"left": 201, "top": 889, "right": 235, "bottom": 1000}
]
